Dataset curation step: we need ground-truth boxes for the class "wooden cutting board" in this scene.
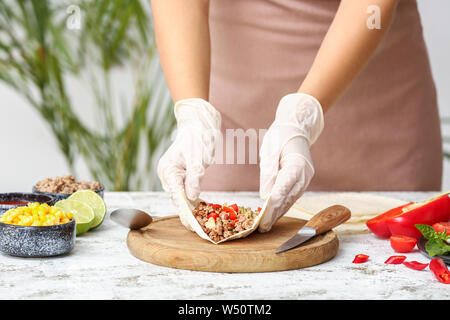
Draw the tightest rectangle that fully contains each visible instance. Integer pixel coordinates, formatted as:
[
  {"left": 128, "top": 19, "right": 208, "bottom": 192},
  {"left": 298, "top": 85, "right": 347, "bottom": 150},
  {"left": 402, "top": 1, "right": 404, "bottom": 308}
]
[{"left": 127, "top": 215, "right": 339, "bottom": 273}]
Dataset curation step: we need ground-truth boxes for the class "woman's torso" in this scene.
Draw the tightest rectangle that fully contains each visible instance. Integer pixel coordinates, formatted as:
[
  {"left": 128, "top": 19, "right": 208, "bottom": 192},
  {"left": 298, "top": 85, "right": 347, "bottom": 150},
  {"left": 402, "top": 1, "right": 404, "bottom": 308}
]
[{"left": 202, "top": 0, "right": 442, "bottom": 191}]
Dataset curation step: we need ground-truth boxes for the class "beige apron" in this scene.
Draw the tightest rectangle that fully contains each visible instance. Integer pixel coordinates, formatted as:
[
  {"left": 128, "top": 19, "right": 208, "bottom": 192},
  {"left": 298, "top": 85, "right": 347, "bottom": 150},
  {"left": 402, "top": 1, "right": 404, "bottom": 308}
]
[{"left": 201, "top": 0, "right": 442, "bottom": 191}]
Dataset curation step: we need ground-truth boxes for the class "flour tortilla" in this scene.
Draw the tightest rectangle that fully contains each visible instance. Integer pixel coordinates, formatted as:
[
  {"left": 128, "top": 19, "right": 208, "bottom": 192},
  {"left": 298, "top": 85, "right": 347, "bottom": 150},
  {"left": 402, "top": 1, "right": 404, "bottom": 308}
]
[
  {"left": 177, "top": 191, "right": 271, "bottom": 244},
  {"left": 286, "top": 193, "right": 408, "bottom": 235}
]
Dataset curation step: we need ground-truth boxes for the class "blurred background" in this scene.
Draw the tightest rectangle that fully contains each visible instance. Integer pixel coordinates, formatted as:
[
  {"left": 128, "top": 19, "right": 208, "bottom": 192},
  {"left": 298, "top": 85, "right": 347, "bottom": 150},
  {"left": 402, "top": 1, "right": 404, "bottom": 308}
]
[{"left": 0, "top": 0, "right": 449, "bottom": 193}]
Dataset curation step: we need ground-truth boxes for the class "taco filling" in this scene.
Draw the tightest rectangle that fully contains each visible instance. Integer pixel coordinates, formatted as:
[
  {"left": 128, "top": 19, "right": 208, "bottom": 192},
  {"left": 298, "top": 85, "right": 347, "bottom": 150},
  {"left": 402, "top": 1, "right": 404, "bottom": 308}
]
[{"left": 192, "top": 202, "right": 261, "bottom": 242}]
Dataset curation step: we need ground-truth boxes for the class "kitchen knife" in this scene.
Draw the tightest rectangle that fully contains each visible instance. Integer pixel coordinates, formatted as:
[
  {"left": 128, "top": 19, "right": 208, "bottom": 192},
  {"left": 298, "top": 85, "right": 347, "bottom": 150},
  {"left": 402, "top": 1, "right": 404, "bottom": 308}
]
[
  {"left": 110, "top": 208, "right": 153, "bottom": 230},
  {"left": 275, "top": 205, "right": 351, "bottom": 254}
]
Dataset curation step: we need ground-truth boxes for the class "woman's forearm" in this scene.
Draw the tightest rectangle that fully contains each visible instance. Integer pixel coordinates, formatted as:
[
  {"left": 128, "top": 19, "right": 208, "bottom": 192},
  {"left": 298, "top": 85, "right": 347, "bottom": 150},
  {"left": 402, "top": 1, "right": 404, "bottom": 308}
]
[
  {"left": 298, "top": 0, "right": 398, "bottom": 112},
  {"left": 151, "top": 0, "right": 211, "bottom": 102}
]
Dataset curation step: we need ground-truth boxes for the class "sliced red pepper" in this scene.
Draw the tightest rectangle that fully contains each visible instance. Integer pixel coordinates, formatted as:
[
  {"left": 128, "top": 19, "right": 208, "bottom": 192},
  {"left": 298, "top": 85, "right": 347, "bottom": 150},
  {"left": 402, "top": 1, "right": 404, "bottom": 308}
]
[
  {"left": 403, "top": 261, "right": 429, "bottom": 270},
  {"left": 207, "top": 213, "right": 219, "bottom": 220},
  {"left": 429, "top": 257, "right": 450, "bottom": 284},
  {"left": 384, "top": 255, "right": 407, "bottom": 264},
  {"left": 229, "top": 204, "right": 238, "bottom": 212},
  {"left": 387, "top": 195, "right": 450, "bottom": 239},
  {"left": 352, "top": 254, "right": 369, "bottom": 264},
  {"left": 366, "top": 203, "right": 413, "bottom": 238}
]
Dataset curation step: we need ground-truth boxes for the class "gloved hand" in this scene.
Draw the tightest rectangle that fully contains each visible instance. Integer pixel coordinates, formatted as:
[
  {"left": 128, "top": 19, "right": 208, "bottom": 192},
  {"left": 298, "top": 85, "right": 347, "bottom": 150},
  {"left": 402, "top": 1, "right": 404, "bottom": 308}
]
[
  {"left": 259, "top": 93, "right": 324, "bottom": 233},
  {"left": 157, "top": 98, "right": 221, "bottom": 230}
]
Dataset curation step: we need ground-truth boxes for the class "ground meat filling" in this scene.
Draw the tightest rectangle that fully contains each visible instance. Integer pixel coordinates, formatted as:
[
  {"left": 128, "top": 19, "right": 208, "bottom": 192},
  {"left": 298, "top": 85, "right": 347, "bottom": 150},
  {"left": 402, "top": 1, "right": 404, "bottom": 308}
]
[
  {"left": 35, "top": 175, "right": 102, "bottom": 194},
  {"left": 192, "top": 202, "right": 260, "bottom": 242}
]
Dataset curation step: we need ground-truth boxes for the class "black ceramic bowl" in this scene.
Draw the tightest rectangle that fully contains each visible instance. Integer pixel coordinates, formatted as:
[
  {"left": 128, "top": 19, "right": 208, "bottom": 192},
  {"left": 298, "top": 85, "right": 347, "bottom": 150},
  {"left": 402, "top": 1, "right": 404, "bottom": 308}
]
[
  {"left": 32, "top": 184, "right": 104, "bottom": 202},
  {"left": 0, "top": 219, "right": 76, "bottom": 257},
  {"left": 417, "top": 236, "right": 450, "bottom": 266},
  {"left": 0, "top": 193, "right": 54, "bottom": 214}
]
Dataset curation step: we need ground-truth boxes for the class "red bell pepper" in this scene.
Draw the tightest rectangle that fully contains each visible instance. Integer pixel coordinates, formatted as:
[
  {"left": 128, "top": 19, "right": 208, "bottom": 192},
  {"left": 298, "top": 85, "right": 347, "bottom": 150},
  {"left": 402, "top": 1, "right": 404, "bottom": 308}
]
[
  {"left": 387, "top": 195, "right": 450, "bottom": 239},
  {"left": 366, "top": 203, "right": 413, "bottom": 238},
  {"left": 352, "top": 254, "right": 369, "bottom": 264},
  {"left": 384, "top": 255, "right": 407, "bottom": 264},
  {"left": 403, "top": 261, "right": 429, "bottom": 270},
  {"left": 429, "top": 257, "right": 450, "bottom": 284}
]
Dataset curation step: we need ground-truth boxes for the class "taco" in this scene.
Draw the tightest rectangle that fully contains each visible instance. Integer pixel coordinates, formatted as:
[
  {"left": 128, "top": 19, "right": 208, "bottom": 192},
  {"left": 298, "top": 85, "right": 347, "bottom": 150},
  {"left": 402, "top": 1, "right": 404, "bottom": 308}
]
[
  {"left": 193, "top": 202, "right": 261, "bottom": 242},
  {"left": 177, "top": 191, "right": 271, "bottom": 244}
]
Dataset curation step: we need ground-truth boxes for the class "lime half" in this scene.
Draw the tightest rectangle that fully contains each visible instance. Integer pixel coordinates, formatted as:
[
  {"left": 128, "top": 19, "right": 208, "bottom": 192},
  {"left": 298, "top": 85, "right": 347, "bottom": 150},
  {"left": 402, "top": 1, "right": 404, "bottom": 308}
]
[
  {"left": 68, "top": 190, "right": 106, "bottom": 230},
  {"left": 55, "top": 199, "right": 95, "bottom": 236}
]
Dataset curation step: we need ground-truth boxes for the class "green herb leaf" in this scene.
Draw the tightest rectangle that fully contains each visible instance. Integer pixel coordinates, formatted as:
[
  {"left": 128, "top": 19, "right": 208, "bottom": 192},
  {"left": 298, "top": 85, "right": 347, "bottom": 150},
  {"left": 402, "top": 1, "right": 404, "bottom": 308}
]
[
  {"left": 415, "top": 224, "right": 439, "bottom": 240},
  {"left": 416, "top": 224, "right": 450, "bottom": 257},
  {"left": 425, "top": 238, "right": 450, "bottom": 257}
]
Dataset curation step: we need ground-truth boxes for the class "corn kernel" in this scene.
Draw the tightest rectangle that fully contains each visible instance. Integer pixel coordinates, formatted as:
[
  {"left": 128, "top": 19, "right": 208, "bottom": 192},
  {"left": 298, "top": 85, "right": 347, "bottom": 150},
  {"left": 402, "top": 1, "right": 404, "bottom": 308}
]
[{"left": 0, "top": 203, "right": 73, "bottom": 227}]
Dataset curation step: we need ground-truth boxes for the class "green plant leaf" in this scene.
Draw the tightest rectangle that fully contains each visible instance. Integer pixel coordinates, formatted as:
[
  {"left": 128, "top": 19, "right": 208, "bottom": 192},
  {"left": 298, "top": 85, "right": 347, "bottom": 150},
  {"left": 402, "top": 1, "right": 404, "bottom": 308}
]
[
  {"left": 0, "top": 0, "right": 174, "bottom": 191},
  {"left": 415, "top": 224, "right": 439, "bottom": 240},
  {"left": 425, "top": 239, "right": 450, "bottom": 257}
]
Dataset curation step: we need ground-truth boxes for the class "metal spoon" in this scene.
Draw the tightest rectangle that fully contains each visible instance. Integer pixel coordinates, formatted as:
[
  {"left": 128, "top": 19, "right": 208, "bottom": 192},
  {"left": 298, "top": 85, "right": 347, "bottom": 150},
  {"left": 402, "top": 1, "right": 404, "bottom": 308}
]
[{"left": 110, "top": 208, "right": 153, "bottom": 230}]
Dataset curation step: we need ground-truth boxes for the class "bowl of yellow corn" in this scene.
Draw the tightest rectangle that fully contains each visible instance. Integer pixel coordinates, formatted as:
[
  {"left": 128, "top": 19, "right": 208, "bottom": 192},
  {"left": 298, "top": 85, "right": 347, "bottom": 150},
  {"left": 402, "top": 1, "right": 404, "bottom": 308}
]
[
  {"left": 0, "top": 192, "right": 54, "bottom": 214},
  {"left": 0, "top": 202, "right": 76, "bottom": 257}
]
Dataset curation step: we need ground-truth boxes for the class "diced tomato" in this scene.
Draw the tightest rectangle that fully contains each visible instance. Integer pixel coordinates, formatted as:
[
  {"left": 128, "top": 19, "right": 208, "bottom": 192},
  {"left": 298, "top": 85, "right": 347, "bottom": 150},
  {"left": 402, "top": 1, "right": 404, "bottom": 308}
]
[
  {"left": 229, "top": 211, "right": 236, "bottom": 220},
  {"left": 352, "top": 254, "right": 369, "bottom": 264},
  {"left": 210, "top": 204, "right": 222, "bottom": 210},
  {"left": 403, "top": 261, "right": 429, "bottom": 271},
  {"left": 432, "top": 222, "right": 450, "bottom": 236},
  {"left": 230, "top": 204, "right": 238, "bottom": 212},
  {"left": 384, "top": 255, "right": 407, "bottom": 264},
  {"left": 207, "top": 213, "right": 219, "bottom": 220},
  {"left": 257, "top": 207, "right": 262, "bottom": 212},
  {"left": 389, "top": 235, "right": 417, "bottom": 253},
  {"left": 222, "top": 206, "right": 233, "bottom": 214}
]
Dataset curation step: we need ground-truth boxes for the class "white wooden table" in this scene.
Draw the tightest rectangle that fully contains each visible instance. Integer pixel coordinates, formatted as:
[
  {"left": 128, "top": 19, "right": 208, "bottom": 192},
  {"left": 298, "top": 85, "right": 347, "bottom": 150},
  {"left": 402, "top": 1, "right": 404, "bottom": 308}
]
[{"left": 0, "top": 191, "right": 448, "bottom": 300}]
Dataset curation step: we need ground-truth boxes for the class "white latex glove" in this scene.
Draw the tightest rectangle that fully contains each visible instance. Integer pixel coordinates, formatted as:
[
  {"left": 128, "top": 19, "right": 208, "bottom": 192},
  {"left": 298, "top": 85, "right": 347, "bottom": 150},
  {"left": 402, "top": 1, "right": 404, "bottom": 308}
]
[
  {"left": 259, "top": 93, "right": 324, "bottom": 233},
  {"left": 157, "top": 98, "right": 221, "bottom": 230}
]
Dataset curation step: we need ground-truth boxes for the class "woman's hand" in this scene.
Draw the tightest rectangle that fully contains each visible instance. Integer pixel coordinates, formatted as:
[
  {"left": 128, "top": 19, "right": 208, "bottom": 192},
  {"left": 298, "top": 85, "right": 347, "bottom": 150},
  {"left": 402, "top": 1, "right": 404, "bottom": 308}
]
[
  {"left": 259, "top": 93, "right": 324, "bottom": 232},
  {"left": 257, "top": 0, "right": 397, "bottom": 232},
  {"left": 157, "top": 98, "right": 221, "bottom": 229}
]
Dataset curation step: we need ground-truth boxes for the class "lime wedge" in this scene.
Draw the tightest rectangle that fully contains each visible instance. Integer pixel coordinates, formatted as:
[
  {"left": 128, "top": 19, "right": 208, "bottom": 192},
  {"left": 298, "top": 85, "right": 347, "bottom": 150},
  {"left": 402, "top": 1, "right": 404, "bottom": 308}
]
[
  {"left": 68, "top": 190, "right": 106, "bottom": 230},
  {"left": 55, "top": 199, "right": 95, "bottom": 236}
]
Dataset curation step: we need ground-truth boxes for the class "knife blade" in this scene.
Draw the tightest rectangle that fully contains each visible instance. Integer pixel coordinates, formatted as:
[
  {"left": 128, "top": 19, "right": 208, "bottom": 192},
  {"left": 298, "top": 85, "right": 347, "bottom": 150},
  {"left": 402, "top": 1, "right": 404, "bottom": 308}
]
[
  {"left": 275, "top": 205, "right": 351, "bottom": 254},
  {"left": 110, "top": 208, "right": 153, "bottom": 230}
]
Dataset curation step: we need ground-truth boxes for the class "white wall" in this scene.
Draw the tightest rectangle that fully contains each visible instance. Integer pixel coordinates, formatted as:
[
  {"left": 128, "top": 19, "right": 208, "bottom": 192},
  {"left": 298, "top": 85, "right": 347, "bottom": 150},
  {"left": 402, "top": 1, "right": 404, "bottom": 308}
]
[{"left": 0, "top": 0, "right": 449, "bottom": 192}]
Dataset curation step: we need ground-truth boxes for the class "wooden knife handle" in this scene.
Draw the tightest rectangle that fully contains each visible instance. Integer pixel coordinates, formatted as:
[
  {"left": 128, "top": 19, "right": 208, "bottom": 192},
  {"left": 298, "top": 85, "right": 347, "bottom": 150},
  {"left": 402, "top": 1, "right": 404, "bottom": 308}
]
[{"left": 304, "top": 205, "right": 351, "bottom": 235}]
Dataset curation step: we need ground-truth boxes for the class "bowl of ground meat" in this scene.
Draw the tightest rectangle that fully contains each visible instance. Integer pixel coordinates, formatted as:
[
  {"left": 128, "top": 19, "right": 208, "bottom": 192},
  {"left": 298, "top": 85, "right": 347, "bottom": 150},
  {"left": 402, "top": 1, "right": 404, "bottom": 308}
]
[
  {"left": 32, "top": 175, "right": 104, "bottom": 201},
  {"left": 192, "top": 202, "right": 261, "bottom": 242}
]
